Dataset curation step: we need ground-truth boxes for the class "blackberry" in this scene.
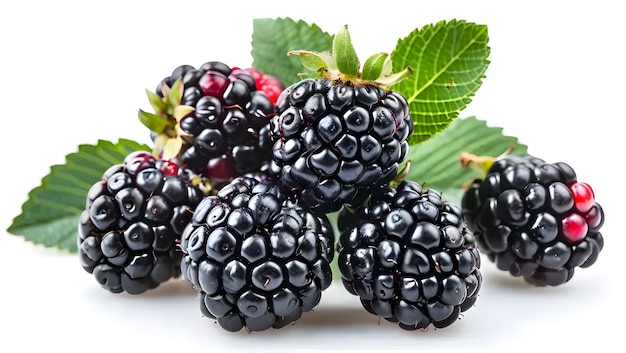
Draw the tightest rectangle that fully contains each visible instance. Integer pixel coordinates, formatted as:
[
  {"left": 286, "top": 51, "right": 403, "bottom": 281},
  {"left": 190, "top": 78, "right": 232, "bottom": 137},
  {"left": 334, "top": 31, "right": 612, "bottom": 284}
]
[
  {"left": 336, "top": 180, "right": 482, "bottom": 330},
  {"left": 268, "top": 26, "right": 413, "bottom": 214},
  {"left": 180, "top": 175, "right": 335, "bottom": 332},
  {"left": 77, "top": 151, "right": 206, "bottom": 294},
  {"left": 460, "top": 152, "right": 605, "bottom": 286},
  {"left": 140, "top": 61, "right": 276, "bottom": 184}
]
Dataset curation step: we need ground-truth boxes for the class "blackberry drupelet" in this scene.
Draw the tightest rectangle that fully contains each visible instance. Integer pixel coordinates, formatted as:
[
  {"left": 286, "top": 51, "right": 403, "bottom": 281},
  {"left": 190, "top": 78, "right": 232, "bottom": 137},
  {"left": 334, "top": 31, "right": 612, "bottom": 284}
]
[
  {"left": 336, "top": 180, "right": 482, "bottom": 330},
  {"left": 142, "top": 61, "right": 277, "bottom": 183},
  {"left": 179, "top": 175, "right": 335, "bottom": 332},
  {"left": 461, "top": 153, "right": 605, "bottom": 286},
  {"left": 268, "top": 26, "right": 413, "bottom": 214},
  {"left": 77, "top": 151, "right": 206, "bottom": 294},
  {"left": 244, "top": 67, "right": 285, "bottom": 105}
]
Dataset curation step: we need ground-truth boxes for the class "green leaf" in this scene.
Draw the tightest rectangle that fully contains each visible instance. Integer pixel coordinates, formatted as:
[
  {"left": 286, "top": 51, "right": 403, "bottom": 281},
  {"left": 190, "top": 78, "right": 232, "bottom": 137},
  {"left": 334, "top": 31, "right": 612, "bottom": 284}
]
[
  {"left": 251, "top": 17, "right": 333, "bottom": 86},
  {"left": 392, "top": 20, "right": 490, "bottom": 145},
  {"left": 7, "top": 139, "right": 150, "bottom": 252},
  {"left": 402, "top": 116, "right": 527, "bottom": 205},
  {"left": 173, "top": 105, "right": 195, "bottom": 121},
  {"left": 373, "top": 67, "right": 413, "bottom": 88}
]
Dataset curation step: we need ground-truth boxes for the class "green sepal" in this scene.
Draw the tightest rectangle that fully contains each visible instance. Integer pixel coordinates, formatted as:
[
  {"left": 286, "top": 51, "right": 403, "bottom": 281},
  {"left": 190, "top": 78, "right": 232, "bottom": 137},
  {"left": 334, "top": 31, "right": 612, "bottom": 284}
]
[
  {"left": 459, "top": 144, "right": 514, "bottom": 180},
  {"left": 174, "top": 105, "right": 195, "bottom": 121},
  {"left": 166, "top": 77, "right": 184, "bottom": 114},
  {"left": 163, "top": 137, "right": 184, "bottom": 160},
  {"left": 278, "top": 22, "right": 411, "bottom": 89},
  {"left": 138, "top": 109, "right": 171, "bottom": 134},
  {"left": 153, "top": 133, "right": 184, "bottom": 160},
  {"left": 333, "top": 25, "right": 359, "bottom": 77},
  {"left": 159, "top": 81, "right": 171, "bottom": 100},
  {"left": 460, "top": 152, "right": 495, "bottom": 179},
  {"left": 380, "top": 54, "right": 393, "bottom": 77},
  {"left": 288, "top": 50, "right": 334, "bottom": 72},
  {"left": 371, "top": 66, "right": 413, "bottom": 88},
  {"left": 362, "top": 53, "right": 388, "bottom": 81},
  {"left": 146, "top": 89, "right": 167, "bottom": 114}
]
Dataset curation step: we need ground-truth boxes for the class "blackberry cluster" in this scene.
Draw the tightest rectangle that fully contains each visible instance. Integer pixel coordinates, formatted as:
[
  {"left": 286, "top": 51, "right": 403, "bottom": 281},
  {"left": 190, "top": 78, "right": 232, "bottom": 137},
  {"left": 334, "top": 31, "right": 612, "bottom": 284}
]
[
  {"left": 66, "top": 22, "right": 613, "bottom": 337},
  {"left": 336, "top": 180, "right": 482, "bottom": 330},
  {"left": 179, "top": 175, "right": 335, "bottom": 332},
  {"left": 156, "top": 62, "right": 276, "bottom": 180},
  {"left": 461, "top": 154, "right": 604, "bottom": 286},
  {"left": 77, "top": 151, "right": 205, "bottom": 294},
  {"left": 269, "top": 78, "right": 413, "bottom": 214}
]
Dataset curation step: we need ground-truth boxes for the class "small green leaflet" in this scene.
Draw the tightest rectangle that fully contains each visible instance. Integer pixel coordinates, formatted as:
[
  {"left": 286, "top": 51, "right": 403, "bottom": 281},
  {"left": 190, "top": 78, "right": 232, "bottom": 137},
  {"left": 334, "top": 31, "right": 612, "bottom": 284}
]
[
  {"left": 402, "top": 116, "right": 528, "bottom": 205},
  {"left": 7, "top": 139, "right": 150, "bottom": 252},
  {"left": 392, "top": 20, "right": 491, "bottom": 145},
  {"left": 251, "top": 17, "right": 333, "bottom": 87}
]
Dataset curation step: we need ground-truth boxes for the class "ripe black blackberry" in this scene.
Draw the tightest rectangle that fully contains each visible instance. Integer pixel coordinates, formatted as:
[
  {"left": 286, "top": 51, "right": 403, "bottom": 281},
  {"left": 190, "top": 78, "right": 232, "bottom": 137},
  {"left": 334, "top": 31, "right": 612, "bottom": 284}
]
[
  {"left": 269, "top": 25, "right": 413, "bottom": 214},
  {"left": 179, "top": 175, "right": 335, "bottom": 332},
  {"left": 140, "top": 61, "right": 276, "bottom": 184},
  {"left": 336, "top": 179, "right": 482, "bottom": 330},
  {"left": 77, "top": 151, "right": 206, "bottom": 294},
  {"left": 460, "top": 152, "right": 605, "bottom": 286}
]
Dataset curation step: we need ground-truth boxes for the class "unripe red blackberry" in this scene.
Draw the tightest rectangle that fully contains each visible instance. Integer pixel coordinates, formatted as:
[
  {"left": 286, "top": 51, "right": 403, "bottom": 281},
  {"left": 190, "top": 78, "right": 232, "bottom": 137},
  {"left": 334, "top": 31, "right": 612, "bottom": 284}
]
[
  {"left": 77, "top": 151, "right": 207, "bottom": 294},
  {"left": 460, "top": 152, "right": 604, "bottom": 286},
  {"left": 243, "top": 67, "right": 285, "bottom": 105}
]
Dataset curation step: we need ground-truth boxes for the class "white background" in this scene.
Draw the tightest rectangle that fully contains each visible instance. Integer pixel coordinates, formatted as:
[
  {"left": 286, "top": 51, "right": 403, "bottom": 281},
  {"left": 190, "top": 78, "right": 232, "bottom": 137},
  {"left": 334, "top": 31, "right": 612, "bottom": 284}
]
[{"left": 0, "top": 1, "right": 623, "bottom": 352}]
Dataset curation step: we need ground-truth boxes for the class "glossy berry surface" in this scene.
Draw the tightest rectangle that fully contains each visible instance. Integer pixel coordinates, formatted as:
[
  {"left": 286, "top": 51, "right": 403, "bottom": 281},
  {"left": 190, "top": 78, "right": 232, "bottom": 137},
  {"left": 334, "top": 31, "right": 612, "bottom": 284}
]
[
  {"left": 269, "top": 78, "right": 413, "bottom": 214},
  {"left": 336, "top": 180, "right": 482, "bottom": 330},
  {"left": 243, "top": 67, "right": 285, "bottom": 105},
  {"left": 156, "top": 62, "right": 276, "bottom": 181},
  {"left": 77, "top": 151, "right": 204, "bottom": 294},
  {"left": 461, "top": 154, "right": 605, "bottom": 286},
  {"left": 179, "top": 175, "right": 335, "bottom": 332}
]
